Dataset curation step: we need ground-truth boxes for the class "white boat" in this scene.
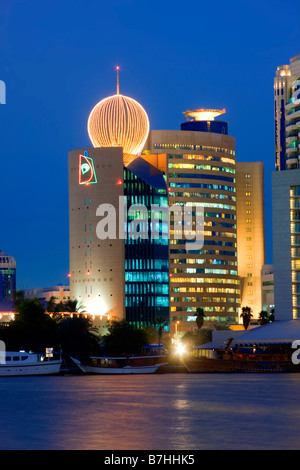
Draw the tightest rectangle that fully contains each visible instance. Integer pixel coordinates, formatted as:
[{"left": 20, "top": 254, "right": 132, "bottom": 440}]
[
  {"left": 71, "top": 345, "right": 168, "bottom": 375},
  {"left": 0, "top": 351, "right": 62, "bottom": 376}
]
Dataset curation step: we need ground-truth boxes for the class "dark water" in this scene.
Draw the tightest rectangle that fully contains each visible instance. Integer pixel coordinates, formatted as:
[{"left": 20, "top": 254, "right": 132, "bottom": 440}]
[{"left": 1, "top": 373, "right": 300, "bottom": 450}]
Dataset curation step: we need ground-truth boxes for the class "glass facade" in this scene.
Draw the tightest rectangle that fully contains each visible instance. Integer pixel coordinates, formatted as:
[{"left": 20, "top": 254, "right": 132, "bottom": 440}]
[
  {"left": 124, "top": 165, "right": 169, "bottom": 327},
  {"left": 167, "top": 154, "right": 240, "bottom": 324}
]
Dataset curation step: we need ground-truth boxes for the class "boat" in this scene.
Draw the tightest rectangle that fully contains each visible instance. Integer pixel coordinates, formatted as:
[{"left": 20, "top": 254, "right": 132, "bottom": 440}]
[
  {"left": 184, "top": 342, "right": 300, "bottom": 373},
  {"left": 0, "top": 350, "right": 63, "bottom": 376},
  {"left": 71, "top": 344, "right": 168, "bottom": 375}
]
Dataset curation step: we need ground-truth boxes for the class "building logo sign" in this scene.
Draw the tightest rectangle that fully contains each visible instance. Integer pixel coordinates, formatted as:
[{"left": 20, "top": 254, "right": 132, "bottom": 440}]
[{"left": 79, "top": 151, "right": 97, "bottom": 185}]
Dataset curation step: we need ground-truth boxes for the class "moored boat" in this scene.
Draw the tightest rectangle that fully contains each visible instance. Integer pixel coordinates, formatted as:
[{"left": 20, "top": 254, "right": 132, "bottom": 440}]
[
  {"left": 72, "top": 344, "right": 168, "bottom": 375},
  {"left": 185, "top": 345, "right": 300, "bottom": 373},
  {"left": 0, "top": 350, "right": 63, "bottom": 376}
]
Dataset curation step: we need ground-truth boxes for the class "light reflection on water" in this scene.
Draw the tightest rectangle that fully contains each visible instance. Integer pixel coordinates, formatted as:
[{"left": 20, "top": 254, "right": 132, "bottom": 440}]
[{"left": 1, "top": 373, "right": 300, "bottom": 450}]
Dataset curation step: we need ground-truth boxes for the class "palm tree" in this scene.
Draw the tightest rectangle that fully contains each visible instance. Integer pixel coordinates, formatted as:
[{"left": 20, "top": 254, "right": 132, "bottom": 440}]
[
  {"left": 240, "top": 306, "right": 253, "bottom": 330},
  {"left": 154, "top": 317, "right": 168, "bottom": 345},
  {"left": 195, "top": 307, "right": 205, "bottom": 330},
  {"left": 13, "top": 290, "right": 25, "bottom": 310},
  {"left": 269, "top": 308, "right": 275, "bottom": 322},
  {"left": 258, "top": 310, "right": 269, "bottom": 325},
  {"left": 58, "top": 314, "right": 99, "bottom": 358},
  {"left": 47, "top": 296, "right": 57, "bottom": 313},
  {"left": 62, "top": 299, "right": 86, "bottom": 314}
]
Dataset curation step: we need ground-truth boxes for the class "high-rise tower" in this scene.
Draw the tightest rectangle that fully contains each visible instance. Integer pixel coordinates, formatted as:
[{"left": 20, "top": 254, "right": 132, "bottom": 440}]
[
  {"left": 272, "top": 53, "right": 300, "bottom": 320},
  {"left": 274, "top": 53, "right": 300, "bottom": 171},
  {"left": 143, "top": 109, "right": 240, "bottom": 333},
  {"left": 235, "top": 162, "right": 265, "bottom": 317}
]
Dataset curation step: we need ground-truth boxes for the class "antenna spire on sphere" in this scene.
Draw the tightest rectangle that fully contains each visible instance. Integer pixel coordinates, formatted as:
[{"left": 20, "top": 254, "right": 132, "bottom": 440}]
[{"left": 116, "top": 66, "right": 120, "bottom": 95}]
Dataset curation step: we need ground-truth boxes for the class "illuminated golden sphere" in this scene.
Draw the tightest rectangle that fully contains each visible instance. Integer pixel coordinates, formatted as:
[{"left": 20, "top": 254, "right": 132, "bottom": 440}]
[{"left": 87, "top": 93, "right": 150, "bottom": 166}]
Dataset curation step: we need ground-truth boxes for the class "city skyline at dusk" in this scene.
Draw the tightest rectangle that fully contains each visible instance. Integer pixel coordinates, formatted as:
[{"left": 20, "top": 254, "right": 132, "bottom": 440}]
[{"left": 1, "top": 0, "right": 300, "bottom": 289}]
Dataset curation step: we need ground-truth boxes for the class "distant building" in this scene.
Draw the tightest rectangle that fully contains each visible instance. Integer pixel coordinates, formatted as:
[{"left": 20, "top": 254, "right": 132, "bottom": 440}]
[
  {"left": 235, "top": 162, "right": 265, "bottom": 318},
  {"left": 0, "top": 250, "right": 16, "bottom": 303},
  {"left": 261, "top": 265, "right": 274, "bottom": 312},
  {"left": 24, "top": 285, "right": 70, "bottom": 305}
]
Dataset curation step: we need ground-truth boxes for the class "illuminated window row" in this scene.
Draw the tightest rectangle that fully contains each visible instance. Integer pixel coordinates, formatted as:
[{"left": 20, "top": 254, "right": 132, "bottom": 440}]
[
  {"left": 292, "top": 247, "right": 300, "bottom": 258},
  {"left": 171, "top": 287, "right": 239, "bottom": 294},
  {"left": 172, "top": 296, "right": 238, "bottom": 303},
  {"left": 170, "top": 267, "right": 238, "bottom": 278},
  {"left": 169, "top": 182, "right": 235, "bottom": 192},
  {"left": 154, "top": 144, "right": 235, "bottom": 155},
  {"left": 291, "top": 223, "right": 300, "bottom": 234},
  {"left": 125, "top": 284, "right": 169, "bottom": 295},
  {"left": 170, "top": 239, "right": 236, "bottom": 247},
  {"left": 172, "top": 261, "right": 237, "bottom": 273},
  {"left": 125, "top": 272, "right": 169, "bottom": 282},
  {"left": 169, "top": 185, "right": 236, "bottom": 199},
  {"left": 167, "top": 154, "right": 235, "bottom": 164},
  {"left": 202, "top": 231, "right": 236, "bottom": 238},
  {"left": 292, "top": 260, "right": 300, "bottom": 270},
  {"left": 126, "top": 296, "right": 168, "bottom": 307},
  {"left": 169, "top": 172, "right": 235, "bottom": 183},
  {"left": 170, "top": 277, "right": 239, "bottom": 285},
  {"left": 291, "top": 210, "right": 300, "bottom": 221},
  {"left": 171, "top": 307, "right": 238, "bottom": 315},
  {"left": 291, "top": 199, "right": 300, "bottom": 209},
  {"left": 172, "top": 255, "right": 236, "bottom": 264},
  {"left": 168, "top": 163, "right": 235, "bottom": 174}
]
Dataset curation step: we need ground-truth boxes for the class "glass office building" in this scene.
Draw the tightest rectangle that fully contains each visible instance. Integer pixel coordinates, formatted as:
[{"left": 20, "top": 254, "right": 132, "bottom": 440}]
[{"left": 124, "top": 158, "right": 169, "bottom": 326}]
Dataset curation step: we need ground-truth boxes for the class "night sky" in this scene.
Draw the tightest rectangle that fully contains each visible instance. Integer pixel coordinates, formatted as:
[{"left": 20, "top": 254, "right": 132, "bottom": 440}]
[{"left": 1, "top": 0, "right": 300, "bottom": 290}]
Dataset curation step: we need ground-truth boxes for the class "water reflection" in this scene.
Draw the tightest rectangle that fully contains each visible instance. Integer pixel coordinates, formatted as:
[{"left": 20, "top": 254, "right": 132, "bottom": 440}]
[{"left": 1, "top": 374, "right": 300, "bottom": 449}]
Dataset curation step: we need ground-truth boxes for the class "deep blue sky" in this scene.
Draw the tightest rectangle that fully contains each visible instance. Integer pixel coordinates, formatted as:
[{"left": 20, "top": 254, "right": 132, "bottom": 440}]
[{"left": 0, "top": 0, "right": 299, "bottom": 289}]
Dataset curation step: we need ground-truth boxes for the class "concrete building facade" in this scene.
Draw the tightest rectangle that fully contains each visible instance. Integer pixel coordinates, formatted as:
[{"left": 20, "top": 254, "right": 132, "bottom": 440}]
[{"left": 69, "top": 147, "right": 126, "bottom": 322}]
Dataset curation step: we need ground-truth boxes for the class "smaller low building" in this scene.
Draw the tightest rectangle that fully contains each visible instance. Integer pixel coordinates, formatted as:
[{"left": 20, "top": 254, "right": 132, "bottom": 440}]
[{"left": 24, "top": 286, "right": 70, "bottom": 305}]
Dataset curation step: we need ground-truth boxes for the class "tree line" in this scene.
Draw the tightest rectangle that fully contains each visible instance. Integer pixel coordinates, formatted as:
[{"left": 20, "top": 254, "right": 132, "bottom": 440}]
[{"left": 0, "top": 294, "right": 171, "bottom": 359}]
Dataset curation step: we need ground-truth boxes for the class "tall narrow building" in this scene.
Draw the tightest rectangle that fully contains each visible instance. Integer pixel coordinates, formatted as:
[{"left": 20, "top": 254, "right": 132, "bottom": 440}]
[
  {"left": 236, "top": 162, "right": 265, "bottom": 317},
  {"left": 143, "top": 109, "right": 240, "bottom": 332}
]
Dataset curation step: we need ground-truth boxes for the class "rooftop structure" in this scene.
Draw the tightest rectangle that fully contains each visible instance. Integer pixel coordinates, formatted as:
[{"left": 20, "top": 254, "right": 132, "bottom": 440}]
[{"left": 87, "top": 67, "right": 150, "bottom": 166}]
